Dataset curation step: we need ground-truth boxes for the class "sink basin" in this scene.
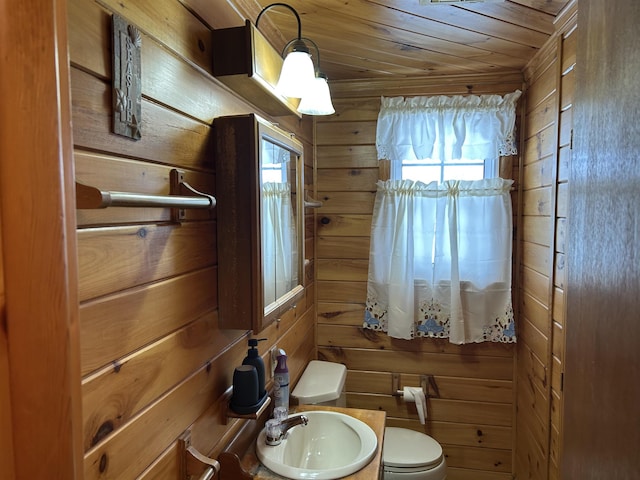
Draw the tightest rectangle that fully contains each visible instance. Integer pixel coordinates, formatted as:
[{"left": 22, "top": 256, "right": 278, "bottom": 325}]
[{"left": 256, "top": 410, "right": 378, "bottom": 479}]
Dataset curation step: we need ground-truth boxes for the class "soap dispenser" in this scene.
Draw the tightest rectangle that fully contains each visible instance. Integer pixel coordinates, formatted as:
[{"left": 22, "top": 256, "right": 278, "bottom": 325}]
[{"left": 242, "top": 338, "right": 267, "bottom": 399}]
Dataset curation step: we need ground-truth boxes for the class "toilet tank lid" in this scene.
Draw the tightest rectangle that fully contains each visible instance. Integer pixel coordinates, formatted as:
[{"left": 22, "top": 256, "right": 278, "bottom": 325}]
[
  {"left": 383, "top": 427, "right": 443, "bottom": 468},
  {"left": 292, "top": 360, "right": 347, "bottom": 404}
]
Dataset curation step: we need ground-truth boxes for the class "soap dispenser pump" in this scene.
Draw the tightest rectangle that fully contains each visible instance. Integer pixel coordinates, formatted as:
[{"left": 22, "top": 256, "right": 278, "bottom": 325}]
[{"left": 242, "top": 338, "right": 267, "bottom": 399}]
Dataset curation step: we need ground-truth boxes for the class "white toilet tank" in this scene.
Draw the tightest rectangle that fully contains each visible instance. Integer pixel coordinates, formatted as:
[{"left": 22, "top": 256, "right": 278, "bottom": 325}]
[{"left": 291, "top": 360, "right": 347, "bottom": 407}]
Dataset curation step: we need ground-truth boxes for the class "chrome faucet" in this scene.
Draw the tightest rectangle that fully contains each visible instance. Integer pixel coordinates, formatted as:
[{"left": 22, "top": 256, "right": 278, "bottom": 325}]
[{"left": 265, "top": 414, "right": 309, "bottom": 446}]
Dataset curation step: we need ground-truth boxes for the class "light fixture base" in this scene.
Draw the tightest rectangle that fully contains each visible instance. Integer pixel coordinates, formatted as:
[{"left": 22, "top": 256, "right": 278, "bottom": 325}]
[{"left": 212, "top": 20, "right": 301, "bottom": 117}]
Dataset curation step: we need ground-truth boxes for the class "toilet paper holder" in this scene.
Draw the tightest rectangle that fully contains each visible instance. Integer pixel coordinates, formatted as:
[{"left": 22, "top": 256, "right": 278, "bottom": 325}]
[{"left": 391, "top": 373, "right": 440, "bottom": 398}]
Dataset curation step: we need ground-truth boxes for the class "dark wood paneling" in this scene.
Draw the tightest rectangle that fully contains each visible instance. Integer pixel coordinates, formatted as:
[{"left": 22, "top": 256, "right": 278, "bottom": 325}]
[
  {"left": 563, "top": 1, "right": 640, "bottom": 478},
  {"left": 0, "top": 266, "right": 14, "bottom": 477}
]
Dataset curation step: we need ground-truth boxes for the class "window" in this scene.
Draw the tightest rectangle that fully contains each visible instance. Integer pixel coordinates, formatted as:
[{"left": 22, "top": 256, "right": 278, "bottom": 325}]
[
  {"left": 365, "top": 92, "right": 521, "bottom": 344},
  {"left": 261, "top": 141, "right": 290, "bottom": 184},
  {"left": 391, "top": 156, "right": 496, "bottom": 183}
]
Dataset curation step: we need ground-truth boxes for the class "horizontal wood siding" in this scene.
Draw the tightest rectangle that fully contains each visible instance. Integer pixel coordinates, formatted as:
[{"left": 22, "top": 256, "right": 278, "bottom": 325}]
[
  {"left": 548, "top": 19, "right": 576, "bottom": 480},
  {"left": 315, "top": 76, "right": 523, "bottom": 479},
  {"left": 516, "top": 5, "right": 576, "bottom": 479},
  {"left": 517, "top": 37, "right": 558, "bottom": 480},
  {"left": 70, "top": 0, "right": 315, "bottom": 477}
]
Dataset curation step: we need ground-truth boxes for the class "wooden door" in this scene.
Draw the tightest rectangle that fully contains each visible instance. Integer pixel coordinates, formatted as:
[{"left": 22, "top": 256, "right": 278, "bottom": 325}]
[
  {"left": 563, "top": 1, "right": 640, "bottom": 478},
  {"left": 0, "top": 0, "right": 83, "bottom": 478}
]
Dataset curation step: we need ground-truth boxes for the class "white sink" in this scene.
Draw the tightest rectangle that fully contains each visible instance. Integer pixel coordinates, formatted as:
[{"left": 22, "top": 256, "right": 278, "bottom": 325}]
[{"left": 256, "top": 410, "right": 378, "bottom": 479}]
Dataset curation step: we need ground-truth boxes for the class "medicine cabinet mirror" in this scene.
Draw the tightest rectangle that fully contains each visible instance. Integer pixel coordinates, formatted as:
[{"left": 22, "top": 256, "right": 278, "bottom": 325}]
[{"left": 215, "top": 114, "right": 305, "bottom": 333}]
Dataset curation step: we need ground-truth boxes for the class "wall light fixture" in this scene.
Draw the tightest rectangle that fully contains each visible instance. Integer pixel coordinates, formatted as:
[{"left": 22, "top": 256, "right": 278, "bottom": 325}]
[
  {"left": 295, "top": 38, "right": 335, "bottom": 115},
  {"left": 256, "top": 3, "right": 334, "bottom": 115}
]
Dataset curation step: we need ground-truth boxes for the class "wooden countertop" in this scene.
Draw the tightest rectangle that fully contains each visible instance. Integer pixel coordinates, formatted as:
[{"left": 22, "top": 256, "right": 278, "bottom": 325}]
[{"left": 241, "top": 405, "right": 386, "bottom": 480}]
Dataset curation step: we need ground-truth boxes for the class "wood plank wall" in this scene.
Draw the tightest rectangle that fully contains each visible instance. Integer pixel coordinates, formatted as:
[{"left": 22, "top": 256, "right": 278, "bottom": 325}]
[
  {"left": 68, "top": 0, "right": 315, "bottom": 477},
  {"left": 515, "top": 3, "right": 577, "bottom": 480},
  {"left": 314, "top": 74, "right": 523, "bottom": 480}
]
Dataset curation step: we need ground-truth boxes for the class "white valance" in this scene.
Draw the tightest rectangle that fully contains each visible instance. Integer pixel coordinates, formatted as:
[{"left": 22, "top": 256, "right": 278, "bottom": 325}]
[{"left": 376, "top": 91, "right": 522, "bottom": 163}]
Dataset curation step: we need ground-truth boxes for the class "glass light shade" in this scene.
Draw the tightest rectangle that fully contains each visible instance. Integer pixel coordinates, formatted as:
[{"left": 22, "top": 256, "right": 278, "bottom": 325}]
[
  {"left": 297, "top": 75, "right": 335, "bottom": 115},
  {"left": 276, "top": 50, "right": 316, "bottom": 98}
]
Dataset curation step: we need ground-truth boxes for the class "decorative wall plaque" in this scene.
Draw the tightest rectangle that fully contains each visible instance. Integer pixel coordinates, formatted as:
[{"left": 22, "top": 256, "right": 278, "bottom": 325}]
[{"left": 112, "top": 14, "right": 142, "bottom": 140}]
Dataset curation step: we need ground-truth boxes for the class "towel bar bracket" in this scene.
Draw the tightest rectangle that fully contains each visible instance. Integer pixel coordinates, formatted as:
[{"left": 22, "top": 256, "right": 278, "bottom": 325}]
[
  {"left": 179, "top": 430, "right": 220, "bottom": 480},
  {"left": 171, "top": 169, "right": 187, "bottom": 222},
  {"left": 169, "top": 169, "right": 216, "bottom": 222}
]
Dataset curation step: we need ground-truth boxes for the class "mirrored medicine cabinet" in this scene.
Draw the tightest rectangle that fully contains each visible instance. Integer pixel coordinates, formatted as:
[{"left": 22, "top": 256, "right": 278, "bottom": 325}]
[{"left": 215, "top": 114, "right": 305, "bottom": 333}]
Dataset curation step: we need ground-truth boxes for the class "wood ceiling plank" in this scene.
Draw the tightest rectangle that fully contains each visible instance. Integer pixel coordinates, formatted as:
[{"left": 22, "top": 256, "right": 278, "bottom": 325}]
[
  {"left": 507, "top": 0, "right": 569, "bottom": 16},
  {"left": 457, "top": 2, "right": 556, "bottom": 34},
  {"left": 367, "top": 0, "right": 550, "bottom": 47},
  {"left": 274, "top": 8, "right": 533, "bottom": 66},
  {"left": 260, "top": 0, "right": 542, "bottom": 58},
  {"left": 235, "top": 0, "right": 568, "bottom": 81},
  {"left": 267, "top": 11, "right": 532, "bottom": 79}
]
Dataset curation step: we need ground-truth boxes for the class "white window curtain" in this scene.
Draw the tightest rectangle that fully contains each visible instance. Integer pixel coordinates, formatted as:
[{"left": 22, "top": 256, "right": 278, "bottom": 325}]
[
  {"left": 364, "top": 179, "right": 515, "bottom": 344},
  {"left": 365, "top": 91, "right": 520, "bottom": 344},
  {"left": 262, "top": 182, "right": 298, "bottom": 306},
  {"left": 376, "top": 91, "right": 521, "bottom": 164}
]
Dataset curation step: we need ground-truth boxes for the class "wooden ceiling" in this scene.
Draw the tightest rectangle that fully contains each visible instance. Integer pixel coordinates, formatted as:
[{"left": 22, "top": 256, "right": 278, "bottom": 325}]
[{"left": 218, "top": 0, "right": 572, "bottom": 82}]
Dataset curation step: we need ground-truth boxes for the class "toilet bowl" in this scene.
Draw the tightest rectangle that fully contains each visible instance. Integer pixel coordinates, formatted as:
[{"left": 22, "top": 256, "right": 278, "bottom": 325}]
[
  {"left": 383, "top": 427, "right": 447, "bottom": 479},
  {"left": 293, "top": 361, "right": 447, "bottom": 479}
]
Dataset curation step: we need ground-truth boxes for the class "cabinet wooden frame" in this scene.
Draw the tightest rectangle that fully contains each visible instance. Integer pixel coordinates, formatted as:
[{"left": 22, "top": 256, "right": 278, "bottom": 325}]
[{"left": 215, "top": 113, "right": 304, "bottom": 332}]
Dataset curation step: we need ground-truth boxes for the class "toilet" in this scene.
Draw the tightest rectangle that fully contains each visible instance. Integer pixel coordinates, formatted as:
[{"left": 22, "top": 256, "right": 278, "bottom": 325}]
[{"left": 292, "top": 360, "right": 447, "bottom": 479}]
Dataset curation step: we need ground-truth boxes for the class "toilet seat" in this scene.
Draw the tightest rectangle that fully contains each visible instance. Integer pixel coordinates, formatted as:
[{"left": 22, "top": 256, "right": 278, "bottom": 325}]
[{"left": 383, "top": 427, "right": 444, "bottom": 470}]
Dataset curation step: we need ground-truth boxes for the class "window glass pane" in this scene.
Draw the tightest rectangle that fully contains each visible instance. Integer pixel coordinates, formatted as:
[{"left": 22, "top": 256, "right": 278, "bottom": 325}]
[
  {"left": 443, "top": 165, "right": 484, "bottom": 181},
  {"left": 395, "top": 158, "right": 490, "bottom": 183},
  {"left": 262, "top": 165, "right": 284, "bottom": 183},
  {"left": 444, "top": 157, "right": 483, "bottom": 165},
  {"left": 403, "top": 158, "right": 440, "bottom": 166},
  {"left": 402, "top": 165, "right": 441, "bottom": 183}
]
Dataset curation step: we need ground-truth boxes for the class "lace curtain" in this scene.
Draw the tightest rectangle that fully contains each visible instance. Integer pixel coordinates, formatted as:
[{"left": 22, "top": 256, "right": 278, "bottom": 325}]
[
  {"left": 364, "top": 179, "right": 516, "bottom": 344},
  {"left": 262, "top": 182, "right": 298, "bottom": 306},
  {"left": 376, "top": 91, "right": 522, "bottom": 163},
  {"left": 365, "top": 91, "right": 520, "bottom": 344}
]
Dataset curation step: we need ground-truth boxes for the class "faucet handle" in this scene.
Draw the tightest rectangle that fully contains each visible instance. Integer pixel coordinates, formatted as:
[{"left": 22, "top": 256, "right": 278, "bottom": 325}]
[
  {"left": 273, "top": 406, "right": 288, "bottom": 423},
  {"left": 265, "top": 419, "right": 282, "bottom": 446}
]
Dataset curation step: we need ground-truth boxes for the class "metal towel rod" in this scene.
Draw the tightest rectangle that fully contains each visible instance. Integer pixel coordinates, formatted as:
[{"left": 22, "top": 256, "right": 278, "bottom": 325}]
[{"left": 75, "top": 169, "right": 216, "bottom": 219}]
